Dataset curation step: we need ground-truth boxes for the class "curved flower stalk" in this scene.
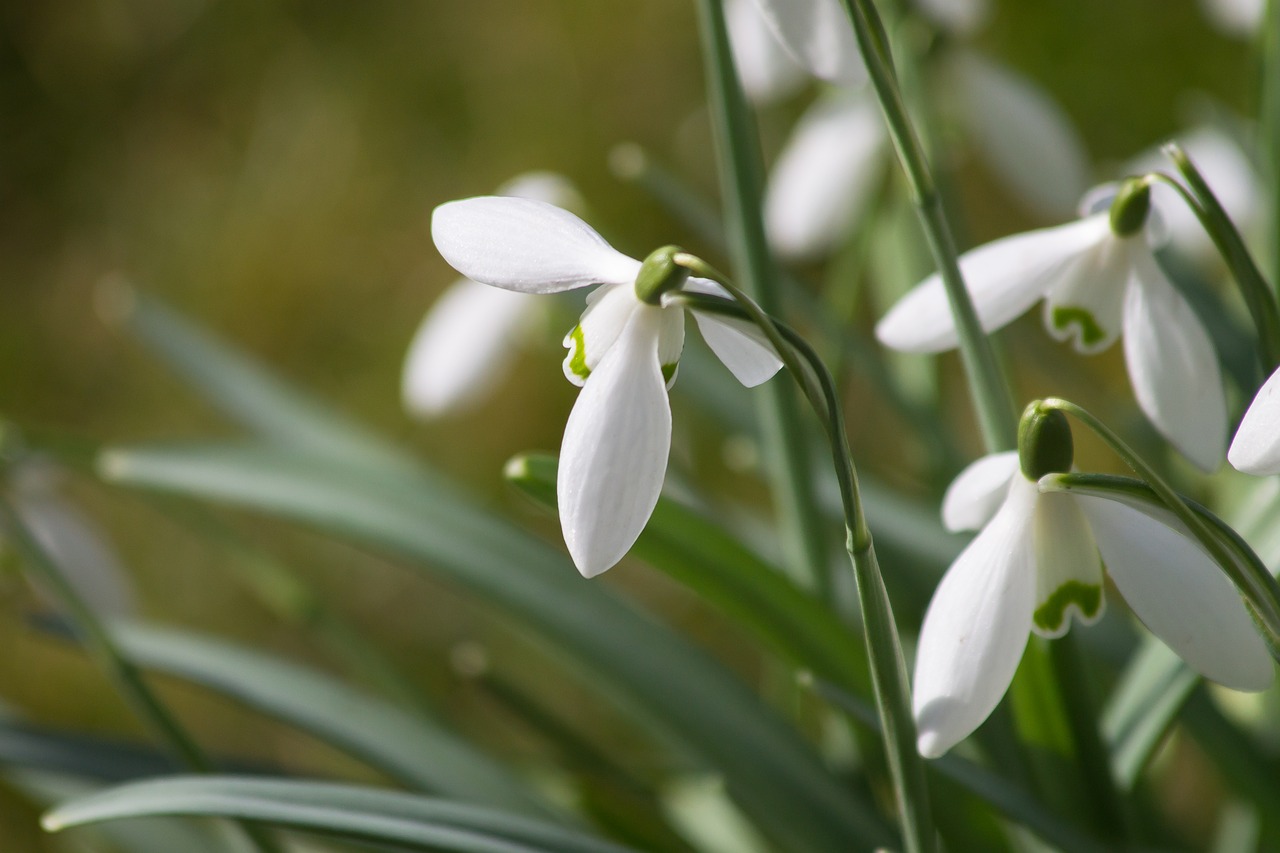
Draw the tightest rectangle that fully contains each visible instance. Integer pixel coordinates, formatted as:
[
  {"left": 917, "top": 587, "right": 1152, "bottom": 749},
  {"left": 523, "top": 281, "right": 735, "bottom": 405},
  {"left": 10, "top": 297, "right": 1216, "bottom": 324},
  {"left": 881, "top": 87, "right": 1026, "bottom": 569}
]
[
  {"left": 1126, "top": 125, "right": 1261, "bottom": 259},
  {"left": 402, "top": 172, "right": 582, "bottom": 418},
  {"left": 915, "top": 441, "right": 1273, "bottom": 759},
  {"left": 431, "top": 196, "right": 783, "bottom": 577},
  {"left": 877, "top": 183, "right": 1228, "bottom": 471},
  {"left": 1231, "top": 364, "right": 1280, "bottom": 475}
]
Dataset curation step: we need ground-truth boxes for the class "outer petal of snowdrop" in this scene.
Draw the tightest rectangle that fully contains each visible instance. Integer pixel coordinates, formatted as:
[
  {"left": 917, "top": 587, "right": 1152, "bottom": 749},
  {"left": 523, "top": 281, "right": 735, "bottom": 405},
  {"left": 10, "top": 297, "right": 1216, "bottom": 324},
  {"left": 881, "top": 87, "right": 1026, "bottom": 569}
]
[
  {"left": 557, "top": 307, "right": 672, "bottom": 577},
  {"left": 432, "top": 197, "right": 641, "bottom": 294},
  {"left": 949, "top": 51, "right": 1089, "bottom": 219},
  {"left": 1077, "top": 495, "right": 1274, "bottom": 691},
  {"left": 1122, "top": 251, "right": 1227, "bottom": 471},
  {"left": 875, "top": 214, "right": 1112, "bottom": 352},
  {"left": 746, "top": 0, "right": 864, "bottom": 84},
  {"left": 402, "top": 279, "right": 533, "bottom": 416},
  {"left": 1230, "top": 366, "right": 1280, "bottom": 475},
  {"left": 765, "top": 91, "right": 887, "bottom": 259},
  {"left": 940, "top": 451, "right": 1019, "bottom": 532},
  {"left": 680, "top": 279, "right": 784, "bottom": 388},
  {"left": 914, "top": 477, "right": 1038, "bottom": 759},
  {"left": 727, "top": 0, "right": 806, "bottom": 104}
]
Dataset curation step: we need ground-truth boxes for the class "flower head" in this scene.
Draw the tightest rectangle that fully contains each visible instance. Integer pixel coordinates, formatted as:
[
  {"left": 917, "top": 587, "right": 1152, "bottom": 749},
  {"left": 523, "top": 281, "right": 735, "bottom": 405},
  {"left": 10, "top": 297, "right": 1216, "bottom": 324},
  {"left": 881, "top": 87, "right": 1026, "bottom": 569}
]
[
  {"left": 876, "top": 185, "right": 1227, "bottom": 471},
  {"left": 431, "top": 196, "right": 782, "bottom": 577},
  {"left": 915, "top": 450, "right": 1273, "bottom": 758}
]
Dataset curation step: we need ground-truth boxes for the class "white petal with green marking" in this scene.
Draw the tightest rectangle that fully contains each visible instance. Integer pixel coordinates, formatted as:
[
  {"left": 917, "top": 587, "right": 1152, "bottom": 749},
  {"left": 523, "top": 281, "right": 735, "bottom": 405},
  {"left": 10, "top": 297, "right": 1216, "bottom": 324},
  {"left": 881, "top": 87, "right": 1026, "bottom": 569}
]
[
  {"left": 1030, "top": 491, "right": 1104, "bottom": 637},
  {"left": 1040, "top": 230, "right": 1130, "bottom": 354},
  {"left": 562, "top": 285, "right": 638, "bottom": 387}
]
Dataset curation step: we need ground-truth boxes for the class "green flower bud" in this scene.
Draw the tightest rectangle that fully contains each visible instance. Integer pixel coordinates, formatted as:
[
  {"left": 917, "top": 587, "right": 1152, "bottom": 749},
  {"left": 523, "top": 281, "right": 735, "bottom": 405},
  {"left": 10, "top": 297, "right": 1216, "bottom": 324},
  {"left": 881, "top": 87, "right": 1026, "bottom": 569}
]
[
  {"left": 634, "top": 245, "right": 689, "bottom": 305},
  {"left": 1018, "top": 402, "right": 1074, "bottom": 480},
  {"left": 1108, "top": 178, "right": 1151, "bottom": 238}
]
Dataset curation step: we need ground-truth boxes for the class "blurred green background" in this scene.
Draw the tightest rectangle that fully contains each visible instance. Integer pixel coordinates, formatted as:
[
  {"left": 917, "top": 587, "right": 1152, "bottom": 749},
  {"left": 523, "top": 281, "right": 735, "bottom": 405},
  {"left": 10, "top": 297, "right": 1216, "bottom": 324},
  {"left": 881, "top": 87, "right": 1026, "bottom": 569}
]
[{"left": 0, "top": 0, "right": 1264, "bottom": 847}]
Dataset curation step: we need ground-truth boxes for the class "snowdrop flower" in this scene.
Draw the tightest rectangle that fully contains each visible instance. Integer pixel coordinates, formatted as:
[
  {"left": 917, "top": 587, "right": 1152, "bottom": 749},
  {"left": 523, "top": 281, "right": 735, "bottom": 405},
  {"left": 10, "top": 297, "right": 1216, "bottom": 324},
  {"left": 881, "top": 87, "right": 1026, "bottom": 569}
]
[
  {"left": 1201, "top": 0, "right": 1264, "bottom": 36},
  {"left": 915, "top": 415, "right": 1272, "bottom": 758},
  {"left": 1230, "top": 366, "right": 1280, "bottom": 476},
  {"left": 431, "top": 196, "right": 783, "bottom": 577},
  {"left": 402, "top": 172, "right": 582, "bottom": 418},
  {"left": 745, "top": 0, "right": 865, "bottom": 85},
  {"left": 876, "top": 181, "right": 1227, "bottom": 471},
  {"left": 727, "top": 0, "right": 807, "bottom": 104}
]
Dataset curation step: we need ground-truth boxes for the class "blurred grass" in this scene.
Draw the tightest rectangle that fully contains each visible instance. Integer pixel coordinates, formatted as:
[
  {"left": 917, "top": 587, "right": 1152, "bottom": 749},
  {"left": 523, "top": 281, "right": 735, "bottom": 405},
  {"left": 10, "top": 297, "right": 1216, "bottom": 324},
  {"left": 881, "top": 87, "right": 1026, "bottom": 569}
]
[{"left": 0, "top": 0, "right": 1265, "bottom": 848}]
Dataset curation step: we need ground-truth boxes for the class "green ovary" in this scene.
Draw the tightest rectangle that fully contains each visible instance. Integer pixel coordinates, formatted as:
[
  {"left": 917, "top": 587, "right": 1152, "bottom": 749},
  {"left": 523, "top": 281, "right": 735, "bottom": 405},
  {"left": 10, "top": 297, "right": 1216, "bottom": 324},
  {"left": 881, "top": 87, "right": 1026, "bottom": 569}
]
[
  {"left": 1051, "top": 306, "right": 1105, "bottom": 348},
  {"left": 1033, "top": 581, "right": 1102, "bottom": 633}
]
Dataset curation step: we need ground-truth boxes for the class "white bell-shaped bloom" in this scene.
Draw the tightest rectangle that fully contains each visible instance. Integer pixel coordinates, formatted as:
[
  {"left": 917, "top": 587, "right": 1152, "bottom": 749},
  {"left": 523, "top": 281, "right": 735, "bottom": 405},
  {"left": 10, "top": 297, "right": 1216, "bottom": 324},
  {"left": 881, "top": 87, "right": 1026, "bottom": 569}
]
[
  {"left": 875, "top": 195, "right": 1228, "bottom": 471},
  {"left": 744, "top": 0, "right": 865, "bottom": 85},
  {"left": 403, "top": 172, "right": 581, "bottom": 418},
  {"left": 915, "top": 452, "right": 1273, "bottom": 758},
  {"left": 1230, "top": 365, "right": 1280, "bottom": 476},
  {"left": 916, "top": 0, "right": 991, "bottom": 35},
  {"left": 1201, "top": 0, "right": 1264, "bottom": 35},
  {"left": 727, "top": 0, "right": 807, "bottom": 104},
  {"left": 1125, "top": 125, "right": 1260, "bottom": 259},
  {"left": 765, "top": 89, "right": 887, "bottom": 259},
  {"left": 432, "top": 196, "right": 783, "bottom": 577},
  {"left": 943, "top": 50, "right": 1089, "bottom": 219}
]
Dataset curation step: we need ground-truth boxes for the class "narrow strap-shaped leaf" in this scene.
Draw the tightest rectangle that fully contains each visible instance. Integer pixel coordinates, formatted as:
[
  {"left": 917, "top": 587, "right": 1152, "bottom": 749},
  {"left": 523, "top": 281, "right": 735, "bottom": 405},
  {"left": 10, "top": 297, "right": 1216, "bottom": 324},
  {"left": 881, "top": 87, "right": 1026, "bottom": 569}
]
[
  {"left": 95, "top": 621, "right": 553, "bottom": 820},
  {"left": 99, "top": 443, "right": 893, "bottom": 851},
  {"left": 43, "top": 775, "right": 636, "bottom": 853}
]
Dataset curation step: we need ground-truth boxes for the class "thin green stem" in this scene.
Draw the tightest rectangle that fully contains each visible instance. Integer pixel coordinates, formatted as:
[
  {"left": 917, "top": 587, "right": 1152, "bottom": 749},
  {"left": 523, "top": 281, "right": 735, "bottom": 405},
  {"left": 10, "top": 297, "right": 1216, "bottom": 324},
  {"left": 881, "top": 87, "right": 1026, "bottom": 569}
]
[
  {"left": 669, "top": 283, "right": 935, "bottom": 853},
  {"left": 0, "top": 499, "right": 282, "bottom": 853},
  {"left": 1154, "top": 150, "right": 1280, "bottom": 370},
  {"left": 694, "top": 0, "right": 832, "bottom": 598},
  {"left": 839, "top": 0, "right": 1017, "bottom": 452},
  {"left": 1040, "top": 397, "right": 1280, "bottom": 651}
]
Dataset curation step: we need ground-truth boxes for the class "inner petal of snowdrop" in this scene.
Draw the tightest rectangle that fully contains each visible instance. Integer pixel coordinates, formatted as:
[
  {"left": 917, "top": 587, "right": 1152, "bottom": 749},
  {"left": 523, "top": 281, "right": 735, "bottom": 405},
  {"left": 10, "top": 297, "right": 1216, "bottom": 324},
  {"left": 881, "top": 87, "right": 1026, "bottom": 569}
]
[
  {"left": 563, "top": 285, "right": 640, "bottom": 386},
  {"left": 1030, "top": 491, "right": 1104, "bottom": 636},
  {"left": 1042, "top": 236, "right": 1132, "bottom": 353}
]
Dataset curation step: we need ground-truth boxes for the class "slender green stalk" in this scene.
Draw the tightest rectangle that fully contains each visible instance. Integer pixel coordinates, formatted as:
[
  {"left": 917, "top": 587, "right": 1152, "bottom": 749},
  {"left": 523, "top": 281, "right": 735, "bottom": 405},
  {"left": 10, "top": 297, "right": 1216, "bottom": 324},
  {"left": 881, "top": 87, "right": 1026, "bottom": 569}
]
[
  {"left": 1154, "top": 149, "right": 1280, "bottom": 370},
  {"left": 839, "top": 0, "right": 1017, "bottom": 452},
  {"left": 1039, "top": 397, "right": 1280, "bottom": 651},
  {"left": 694, "top": 0, "right": 832, "bottom": 599},
  {"left": 1262, "top": 0, "right": 1280, "bottom": 281},
  {"left": 0, "top": 500, "right": 282, "bottom": 853},
  {"left": 670, "top": 280, "right": 935, "bottom": 853}
]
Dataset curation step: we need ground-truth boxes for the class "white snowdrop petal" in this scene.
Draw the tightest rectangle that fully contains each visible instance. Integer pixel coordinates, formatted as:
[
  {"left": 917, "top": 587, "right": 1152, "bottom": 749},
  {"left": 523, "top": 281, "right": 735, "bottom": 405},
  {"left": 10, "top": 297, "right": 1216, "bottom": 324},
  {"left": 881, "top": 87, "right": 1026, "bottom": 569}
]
[
  {"left": 951, "top": 51, "right": 1089, "bottom": 219},
  {"left": 765, "top": 91, "right": 887, "bottom": 259},
  {"left": 680, "top": 278, "right": 783, "bottom": 387},
  {"left": 1078, "top": 495, "right": 1273, "bottom": 692},
  {"left": 727, "top": 0, "right": 807, "bottom": 104},
  {"left": 746, "top": 0, "right": 865, "bottom": 84},
  {"left": 876, "top": 214, "right": 1112, "bottom": 353},
  {"left": 563, "top": 284, "right": 639, "bottom": 387},
  {"left": 1040, "top": 234, "right": 1130, "bottom": 354},
  {"left": 940, "top": 451, "right": 1020, "bottom": 532},
  {"left": 917, "top": 0, "right": 991, "bottom": 35},
  {"left": 656, "top": 307, "right": 686, "bottom": 389},
  {"left": 1201, "top": 0, "right": 1264, "bottom": 36},
  {"left": 432, "top": 197, "right": 641, "bottom": 294},
  {"left": 1122, "top": 250, "right": 1227, "bottom": 471},
  {"left": 914, "top": 477, "right": 1038, "bottom": 758},
  {"left": 1030, "top": 492, "right": 1104, "bottom": 637},
  {"left": 1230, "top": 366, "right": 1280, "bottom": 476},
  {"left": 557, "top": 306, "right": 672, "bottom": 577},
  {"left": 402, "top": 279, "right": 534, "bottom": 417}
]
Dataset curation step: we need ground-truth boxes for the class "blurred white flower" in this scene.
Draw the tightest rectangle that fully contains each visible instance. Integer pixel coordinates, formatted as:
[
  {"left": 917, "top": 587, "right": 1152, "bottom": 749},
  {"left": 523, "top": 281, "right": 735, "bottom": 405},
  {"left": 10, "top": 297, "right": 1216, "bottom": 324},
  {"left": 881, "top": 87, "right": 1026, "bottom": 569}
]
[
  {"left": 915, "top": 451, "right": 1272, "bottom": 758},
  {"left": 916, "top": 0, "right": 991, "bottom": 36},
  {"left": 745, "top": 0, "right": 865, "bottom": 85},
  {"left": 6, "top": 461, "right": 136, "bottom": 618},
  {"left": 728, "top": 0, "right": 807, "bottom": 104},
  {"left": 876, "top": 189, "right": 1227, "bottom": 470},
  {"left": 402, "top": 172, "right": 582, "bottom": 418},
  {"left": 1201, "top": 0, "right": 1264, "bottom": 36},
  {"left": 431, "top": 196, "right": 782, "bottom": 577},
  {"left": 1230, "top": 365, "right": 1280, "bottom": 476},
  {"left": 1126, "top": 125, "right": 1260, "bottom": 258}
]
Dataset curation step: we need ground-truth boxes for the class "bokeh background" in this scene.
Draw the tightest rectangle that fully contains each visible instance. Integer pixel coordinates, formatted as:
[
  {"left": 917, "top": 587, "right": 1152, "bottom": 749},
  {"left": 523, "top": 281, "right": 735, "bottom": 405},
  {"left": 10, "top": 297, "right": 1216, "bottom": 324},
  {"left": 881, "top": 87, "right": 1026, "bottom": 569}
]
[{"left": 0, "top": 0, "right": 1267, "bottom": 848}]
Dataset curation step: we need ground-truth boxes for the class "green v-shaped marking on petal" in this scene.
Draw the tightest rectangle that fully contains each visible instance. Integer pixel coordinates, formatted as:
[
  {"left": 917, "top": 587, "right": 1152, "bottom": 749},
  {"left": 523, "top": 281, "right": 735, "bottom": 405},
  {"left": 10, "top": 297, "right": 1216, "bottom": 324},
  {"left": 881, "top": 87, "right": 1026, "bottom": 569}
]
[
  {"left": 1051, "top": 306, "right": 1106, "bottom": 348},
  {"left": 567, "top": 325, "right": 591, "bottom": 381},
  {"left": 1034, "top": 581, "right": 1103, "bottom": 634}
]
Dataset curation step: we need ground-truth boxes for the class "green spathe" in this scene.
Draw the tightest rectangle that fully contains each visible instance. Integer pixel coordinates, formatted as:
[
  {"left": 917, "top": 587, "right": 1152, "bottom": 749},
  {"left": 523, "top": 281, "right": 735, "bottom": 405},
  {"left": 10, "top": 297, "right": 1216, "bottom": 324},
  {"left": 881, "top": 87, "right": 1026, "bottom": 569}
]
[
  {"left": 1018, "top": 403, "right": 1074, "bottom": 480},
  {"left": 1108, "top": 179, "right": 1151, "bottom": 238}
]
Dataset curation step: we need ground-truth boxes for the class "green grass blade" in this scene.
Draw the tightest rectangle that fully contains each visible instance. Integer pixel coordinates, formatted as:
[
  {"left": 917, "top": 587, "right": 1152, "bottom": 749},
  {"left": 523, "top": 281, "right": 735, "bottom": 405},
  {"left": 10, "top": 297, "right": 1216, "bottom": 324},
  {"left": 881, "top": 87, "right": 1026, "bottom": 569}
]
[
  {"left": 99, "top": 443, "right": 892, "bottom": 851},
  {"left": 43, "top": 775, "right": 636, "bottom": 853}
]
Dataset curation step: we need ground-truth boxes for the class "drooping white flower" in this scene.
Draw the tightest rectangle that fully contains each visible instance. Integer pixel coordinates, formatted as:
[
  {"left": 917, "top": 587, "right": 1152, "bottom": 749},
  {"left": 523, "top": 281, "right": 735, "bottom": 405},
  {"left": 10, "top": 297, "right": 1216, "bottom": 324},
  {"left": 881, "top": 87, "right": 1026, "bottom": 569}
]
[
  {"left": 915, "top": 451, "right": 1273, "bottom": 758},
  {"left": 916, "top": 0, "right": 991, "bottom": 36},
  {"left": 1230, "top": 365, "right": 1280, "bottom": 476},
  {"left": 402, "top": 172, "right": 582, "bottom": 418},
  {"left": 727, "top": 0, "right": 807, "bottom": 104},
  {"left": 745, "top": 0, "right": 865, "bottom": 86},
  {"left": 431, "top": 196, "right": 783, "bottom": 577},
  {"left": 875, "top": 187, "right": 1228, "bottom": 471}
]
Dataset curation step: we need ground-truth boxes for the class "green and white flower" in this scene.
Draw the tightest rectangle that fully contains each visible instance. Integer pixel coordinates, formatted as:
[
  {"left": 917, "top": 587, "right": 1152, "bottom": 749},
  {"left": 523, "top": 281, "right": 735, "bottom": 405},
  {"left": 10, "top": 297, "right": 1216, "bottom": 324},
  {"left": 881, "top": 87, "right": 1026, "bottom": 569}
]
[
  {"left": 915, "top": 450, "right": 1273, "bottom": 758},
  {"left": 876, "top": 187, "right": 1228, "bottom": 471},
  {"left": 431, "top": 196, "right": 782, "bottom": 577}
]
